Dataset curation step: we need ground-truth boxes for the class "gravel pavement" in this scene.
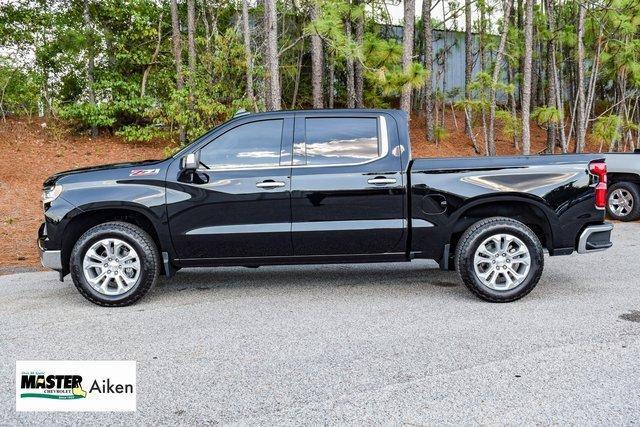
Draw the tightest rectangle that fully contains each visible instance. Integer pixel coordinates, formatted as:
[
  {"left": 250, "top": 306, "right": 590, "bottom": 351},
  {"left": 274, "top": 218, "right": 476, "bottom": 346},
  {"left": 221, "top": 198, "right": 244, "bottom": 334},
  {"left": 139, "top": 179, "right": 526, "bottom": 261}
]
[{"left": 1, "top": 222, "right": 639, "bottom": 425}]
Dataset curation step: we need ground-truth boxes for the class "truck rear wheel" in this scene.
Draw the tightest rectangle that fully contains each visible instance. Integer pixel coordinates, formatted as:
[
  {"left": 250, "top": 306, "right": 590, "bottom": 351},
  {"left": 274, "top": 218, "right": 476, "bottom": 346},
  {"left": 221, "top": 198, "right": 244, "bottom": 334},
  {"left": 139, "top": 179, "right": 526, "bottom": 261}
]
[
  {"left": 607, "top": 182, "right": 640, "bottom": 221},
  {"left": 455, "top": 217, "right": 544, "bottom": 302},
  {"left": 70, "top": 221, "right": 160, "bottom": 307}
]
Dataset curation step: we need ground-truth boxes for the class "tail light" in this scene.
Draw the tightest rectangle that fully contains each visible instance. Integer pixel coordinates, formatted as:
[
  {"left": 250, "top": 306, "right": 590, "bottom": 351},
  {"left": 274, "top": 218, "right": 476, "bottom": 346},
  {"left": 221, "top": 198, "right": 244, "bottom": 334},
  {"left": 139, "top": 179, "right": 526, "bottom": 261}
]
[{"left": 589, "top": 161, "right": 607, "bottom": 210}]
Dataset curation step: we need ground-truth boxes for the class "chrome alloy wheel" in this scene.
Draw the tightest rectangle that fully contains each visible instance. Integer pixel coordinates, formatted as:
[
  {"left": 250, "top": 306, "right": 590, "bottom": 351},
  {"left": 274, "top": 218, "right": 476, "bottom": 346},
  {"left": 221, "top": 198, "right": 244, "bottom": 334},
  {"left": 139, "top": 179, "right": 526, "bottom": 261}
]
[
  {"left": 608, "top": 188, "right": 634, "bottom": 217},
  {"left": 473, "top": 233, "right": 531, "bottom": 291},
  {"left": 82, "top": 238, "right": 140, "bottom": 296}
]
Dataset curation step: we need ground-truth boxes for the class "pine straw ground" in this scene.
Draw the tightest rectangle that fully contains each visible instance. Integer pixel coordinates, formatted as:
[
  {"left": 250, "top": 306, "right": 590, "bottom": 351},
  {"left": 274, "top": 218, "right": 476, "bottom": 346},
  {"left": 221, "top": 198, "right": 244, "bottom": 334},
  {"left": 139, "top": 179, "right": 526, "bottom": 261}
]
[{"left": 0, "top": 113, "right": 610, "bottom": 270}]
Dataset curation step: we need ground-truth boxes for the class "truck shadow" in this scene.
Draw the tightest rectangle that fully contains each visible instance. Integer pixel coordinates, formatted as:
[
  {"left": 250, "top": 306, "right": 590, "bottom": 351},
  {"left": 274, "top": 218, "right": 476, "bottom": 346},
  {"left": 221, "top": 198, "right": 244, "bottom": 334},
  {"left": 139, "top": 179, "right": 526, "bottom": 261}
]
[{"left": 152, "top": 262, "right": 470, "bottom": 298}]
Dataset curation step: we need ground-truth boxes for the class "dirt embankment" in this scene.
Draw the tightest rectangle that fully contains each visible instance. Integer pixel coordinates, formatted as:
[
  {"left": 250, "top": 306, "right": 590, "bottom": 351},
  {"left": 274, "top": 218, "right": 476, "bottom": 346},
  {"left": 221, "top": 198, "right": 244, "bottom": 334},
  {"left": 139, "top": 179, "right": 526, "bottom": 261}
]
[
  {"left": 0, "top": 119, "right": 167, "bottom": 270},
  {"left": 0, "top": 113, "right": 607, "bottom": 270}
]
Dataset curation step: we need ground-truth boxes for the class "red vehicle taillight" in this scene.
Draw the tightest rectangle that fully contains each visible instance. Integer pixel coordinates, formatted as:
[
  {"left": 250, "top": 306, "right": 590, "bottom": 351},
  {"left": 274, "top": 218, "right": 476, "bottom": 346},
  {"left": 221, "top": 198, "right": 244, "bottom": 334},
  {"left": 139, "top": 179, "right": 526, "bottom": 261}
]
[{"left": 589, "top": 161, "right": 607, "bottom": 210}]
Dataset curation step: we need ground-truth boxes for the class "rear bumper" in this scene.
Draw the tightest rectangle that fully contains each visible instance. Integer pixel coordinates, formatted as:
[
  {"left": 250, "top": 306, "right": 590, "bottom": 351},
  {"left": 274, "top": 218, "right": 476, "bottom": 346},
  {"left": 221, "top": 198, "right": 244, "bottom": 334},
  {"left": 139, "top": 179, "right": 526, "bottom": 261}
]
[
  {"left": 577, "top": 223, "right": 613, "bottom": 254},
  {"left": 38, "top": 222, "right": 62, "bottom": 270}
]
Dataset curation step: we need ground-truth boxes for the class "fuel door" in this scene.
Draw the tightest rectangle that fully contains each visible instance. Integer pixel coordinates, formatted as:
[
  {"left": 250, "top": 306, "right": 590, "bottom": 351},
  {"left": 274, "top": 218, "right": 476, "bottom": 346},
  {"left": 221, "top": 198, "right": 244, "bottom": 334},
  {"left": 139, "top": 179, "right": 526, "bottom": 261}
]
[{"left": 421, "top": 194, "right": 448, "bottom": 215}]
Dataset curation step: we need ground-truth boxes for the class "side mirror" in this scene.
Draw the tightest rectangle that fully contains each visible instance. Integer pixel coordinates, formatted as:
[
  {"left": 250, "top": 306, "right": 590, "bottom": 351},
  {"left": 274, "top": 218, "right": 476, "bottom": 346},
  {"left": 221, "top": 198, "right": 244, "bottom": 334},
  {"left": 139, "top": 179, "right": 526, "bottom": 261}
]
[{"left": 181, "top": 151, "right": 200, "bottom": 171}]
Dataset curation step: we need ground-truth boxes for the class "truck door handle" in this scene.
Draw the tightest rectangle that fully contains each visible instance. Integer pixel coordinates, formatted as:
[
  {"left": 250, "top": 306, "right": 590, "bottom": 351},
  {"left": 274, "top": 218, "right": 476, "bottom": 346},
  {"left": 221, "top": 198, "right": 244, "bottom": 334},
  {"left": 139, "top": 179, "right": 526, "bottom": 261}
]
[
  {"left": 256, "top": 180, "right": 286, "bottom": 189},
  {"left": 367, "top": 177, "right": 397, "bottom": 185}
]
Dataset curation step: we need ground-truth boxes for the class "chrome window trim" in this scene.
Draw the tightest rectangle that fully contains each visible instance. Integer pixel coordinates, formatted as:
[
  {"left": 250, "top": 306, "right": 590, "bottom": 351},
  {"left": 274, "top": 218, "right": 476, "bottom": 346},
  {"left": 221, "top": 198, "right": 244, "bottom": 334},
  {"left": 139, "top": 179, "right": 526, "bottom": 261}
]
[{"left": 196, "top": 115, "right": 390, "bottom": 172}]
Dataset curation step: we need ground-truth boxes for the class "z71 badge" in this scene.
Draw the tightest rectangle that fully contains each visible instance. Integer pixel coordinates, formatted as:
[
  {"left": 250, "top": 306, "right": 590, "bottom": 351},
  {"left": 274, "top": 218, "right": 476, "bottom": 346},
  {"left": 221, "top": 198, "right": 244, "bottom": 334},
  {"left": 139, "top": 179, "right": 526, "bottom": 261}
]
[{"left": 129, "top": 169, "right": 160, "bottom": 177}]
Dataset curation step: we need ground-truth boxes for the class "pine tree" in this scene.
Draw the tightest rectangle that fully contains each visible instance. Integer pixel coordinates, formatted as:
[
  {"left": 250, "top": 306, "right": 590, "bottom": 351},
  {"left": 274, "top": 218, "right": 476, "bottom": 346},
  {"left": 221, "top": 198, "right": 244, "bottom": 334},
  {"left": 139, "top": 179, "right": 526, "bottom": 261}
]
[
  {"left": 464, "top": 0, "right": 473, "bottom": 140},
  {"left": 83, "top": 0, "right": 97, "bottom": 137},
  {"left": 422, "top": 0, "right": 434, "bottom": 140},
  {"left": 521, "top": 0, "right": 534, "bottom": 154},
  {"left": 487, "top": 0, "right": 513, "bottom": 156},
  {"left": 241, "top": 0, "right": 256, "bottom": 107},
  {"left": 400, "top": 0, "right": 415, "bottom": 119},
  {"left": 310, "top": 3, "right": 324, "bottom": 109},
  {"left": 264, "top": 0, "right": 281, "bottom": 110},
  {"left": 170, "top": 0, "right": 186, "bottom": 143}
]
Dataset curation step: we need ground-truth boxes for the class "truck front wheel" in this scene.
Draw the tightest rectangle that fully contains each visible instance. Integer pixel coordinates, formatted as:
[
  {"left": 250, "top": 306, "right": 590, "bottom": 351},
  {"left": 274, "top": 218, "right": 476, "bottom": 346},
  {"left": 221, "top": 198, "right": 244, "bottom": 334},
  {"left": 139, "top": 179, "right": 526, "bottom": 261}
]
[
  {"left": 455, "top": 217, "right": 544, "bottom": 302},
  {"left": 69, "top": 221, "right": 160, "bottom": 306}
]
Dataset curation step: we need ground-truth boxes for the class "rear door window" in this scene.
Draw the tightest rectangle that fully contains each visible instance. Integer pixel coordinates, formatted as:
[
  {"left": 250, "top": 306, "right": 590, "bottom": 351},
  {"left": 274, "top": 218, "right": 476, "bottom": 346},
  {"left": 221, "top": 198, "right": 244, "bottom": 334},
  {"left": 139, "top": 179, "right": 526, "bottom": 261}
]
[{"left": 304, "top": 117, "right": 379, "bottom": 166}]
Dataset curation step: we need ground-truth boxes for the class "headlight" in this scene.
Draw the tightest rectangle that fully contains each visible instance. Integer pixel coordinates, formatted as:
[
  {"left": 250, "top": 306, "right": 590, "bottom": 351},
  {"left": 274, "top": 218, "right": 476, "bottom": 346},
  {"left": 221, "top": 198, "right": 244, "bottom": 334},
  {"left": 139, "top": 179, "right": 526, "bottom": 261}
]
[{"left": 42, "top": 184, "right": 63, "bottom": 205}]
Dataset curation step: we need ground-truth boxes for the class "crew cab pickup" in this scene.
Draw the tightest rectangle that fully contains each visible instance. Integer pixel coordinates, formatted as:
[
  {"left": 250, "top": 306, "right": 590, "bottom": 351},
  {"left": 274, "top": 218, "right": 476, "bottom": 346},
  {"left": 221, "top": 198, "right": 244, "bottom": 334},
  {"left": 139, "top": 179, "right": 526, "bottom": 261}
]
[
  {"left": 39, "top": 109, "right": 613, "bottom": 306},
  {"left": 604, "top": 150, "right": 640, "bottom": 221}
]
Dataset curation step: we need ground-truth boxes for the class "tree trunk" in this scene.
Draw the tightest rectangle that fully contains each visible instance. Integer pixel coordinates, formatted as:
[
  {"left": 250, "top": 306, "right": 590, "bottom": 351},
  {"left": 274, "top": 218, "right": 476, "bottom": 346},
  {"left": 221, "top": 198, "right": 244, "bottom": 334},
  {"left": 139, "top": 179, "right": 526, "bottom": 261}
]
[
  {"left": 170, "top": 0, "right": 184, "bottom": 92},
  {"left": 440, "top": 0, "right": 447, "bottom": 129},
  {"left": 585, "top": 34, "right": 603, "bottom": 134},
  {"left": 328, "top": 54, "right": 335, "bottom": 108},
  {"left": 479, "top": 0, "right": 488, "bottom": 152},
  {"left": 422, "top": 0, "right": 434, "bottom": 140},
  {"left": 83, "top": 0, "right": 98, "bottom": 137},
  {"left": 291, "top": 45, "right": 304, "bottom": 109},
  {"left": 575, "top": 4, "right": 587, "bottom": 153},
  {"left": 187, "top": 0, "right": 196, "bottom": 109},
  {"left": 400, "top": 0, "right": 415, "bottom": 119},
  {"left": 354, "top": 0, "right": 364, "bottom": 108},
  {"left": 310, "top": 4, "right": 324, "bottom": 109},
  {"left": 517, "top": 0, "right": 523, "bottom": 107},
  {"left": 545, "top": 0, "right": 556, "bottom": 153},
  {"left": 141, "top": 13, "right": 163, "bottom": 98},
  {"left": 264, "top": 0, "right": 281, "bottom": 110},
  {"left": 530, "top": 10, "right": 539, "bottom": 110},
  {"left": 479, "top": 4, "right": 486, "bottom": 71},
  {"left": 170, "top": 0, "right": 186, "bottom": 143},
  {"left": 201, "top": 0, "right": 212, "bottom": 75},
  {"left": 537, "top": 41, "right": 546, "bottom": 106},
  {"left": 241, "top": 0, "right": 256, "bottom": 107},
  {"left": 464, "top": 0, "right": 473, "bottom": 139},
  {"left": 553, "top": 45, "right": 567, "bottom": 152},
  {"left": 487, "top": 0, "right": 512, "bottom": 156},
  {"left": 612, "top": 61, "right": 628, "bottom": 151},
  {"left": 345, "top": 17, "right": 355, "bottom": 108},
  {"left": 521, "top": 0, "right": 534, "bottom": 154},
  {"left": 507, "top": 63, "right": 519, "bottom": 150}
]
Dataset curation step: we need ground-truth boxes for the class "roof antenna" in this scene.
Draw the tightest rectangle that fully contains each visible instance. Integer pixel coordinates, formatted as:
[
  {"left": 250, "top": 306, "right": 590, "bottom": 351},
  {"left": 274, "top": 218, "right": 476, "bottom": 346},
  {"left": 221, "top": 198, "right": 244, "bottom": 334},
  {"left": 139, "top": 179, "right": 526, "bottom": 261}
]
[{"left": 233, "top": 108, "right": 250, "bottom": 118}]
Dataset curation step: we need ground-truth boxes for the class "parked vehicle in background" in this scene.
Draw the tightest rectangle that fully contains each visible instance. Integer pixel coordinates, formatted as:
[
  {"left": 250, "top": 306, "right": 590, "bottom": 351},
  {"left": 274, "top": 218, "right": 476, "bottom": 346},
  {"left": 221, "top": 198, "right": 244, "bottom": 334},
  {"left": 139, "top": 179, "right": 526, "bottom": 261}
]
[
  {"left": 604, "top": 150, "right": 640, "bottom": 221},
  {"left": 39, "top": 109, "right": 613, "bottom": 306}
]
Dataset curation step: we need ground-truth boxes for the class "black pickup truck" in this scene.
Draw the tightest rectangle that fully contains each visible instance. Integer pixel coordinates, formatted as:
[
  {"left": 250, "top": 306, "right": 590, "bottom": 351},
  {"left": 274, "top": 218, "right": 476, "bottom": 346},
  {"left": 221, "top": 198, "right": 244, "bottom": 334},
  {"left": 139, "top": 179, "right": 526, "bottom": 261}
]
[{"left": 39, "top": 109, "right": 613, "bottom": 306}]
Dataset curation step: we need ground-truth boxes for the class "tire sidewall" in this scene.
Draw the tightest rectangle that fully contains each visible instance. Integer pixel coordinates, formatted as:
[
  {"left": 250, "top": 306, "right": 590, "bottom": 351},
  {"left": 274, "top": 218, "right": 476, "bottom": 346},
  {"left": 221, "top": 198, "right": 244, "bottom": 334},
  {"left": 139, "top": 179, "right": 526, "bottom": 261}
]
[
  {"left": 461, "top": 223, "right": 543, "bottom": 301},
  {"left": 71, "top": 226, "right": 156, "bottom": 305}
]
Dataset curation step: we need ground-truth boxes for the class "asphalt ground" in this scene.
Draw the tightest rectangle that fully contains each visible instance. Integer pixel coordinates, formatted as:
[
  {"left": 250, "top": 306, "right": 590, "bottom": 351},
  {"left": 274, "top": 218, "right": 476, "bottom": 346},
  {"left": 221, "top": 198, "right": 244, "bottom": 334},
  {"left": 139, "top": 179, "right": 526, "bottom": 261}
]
[{"left": 1, "top": 222, "right": 639, "bottom": 425}]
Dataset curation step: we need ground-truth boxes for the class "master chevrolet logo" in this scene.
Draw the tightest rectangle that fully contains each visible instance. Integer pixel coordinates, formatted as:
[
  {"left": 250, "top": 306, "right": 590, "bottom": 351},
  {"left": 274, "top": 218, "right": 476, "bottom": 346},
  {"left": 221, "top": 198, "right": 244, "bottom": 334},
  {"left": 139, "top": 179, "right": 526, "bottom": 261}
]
[
  {"left": 20, "top": 374, "right": 86, "bottom": 399},
  {"left": 16, "top": 361, "right": 136, "bottom": 411},
  {"left": 19, "top": 373, "right": 133, "bottom": 400}
]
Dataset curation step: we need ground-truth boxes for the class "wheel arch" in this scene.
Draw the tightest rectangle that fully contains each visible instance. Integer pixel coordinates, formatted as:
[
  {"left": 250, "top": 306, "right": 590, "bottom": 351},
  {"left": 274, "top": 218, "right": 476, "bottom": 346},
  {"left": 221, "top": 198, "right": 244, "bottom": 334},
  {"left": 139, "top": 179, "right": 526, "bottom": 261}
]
[
  {"left": 446, "top": 196, "right": 555, "bottom": 256},
  {"left": 607, "top": 173, "right": 640, "bottom": 186},
  {"left": 60, "top": 206, "right": 169, "bottom": 276}
]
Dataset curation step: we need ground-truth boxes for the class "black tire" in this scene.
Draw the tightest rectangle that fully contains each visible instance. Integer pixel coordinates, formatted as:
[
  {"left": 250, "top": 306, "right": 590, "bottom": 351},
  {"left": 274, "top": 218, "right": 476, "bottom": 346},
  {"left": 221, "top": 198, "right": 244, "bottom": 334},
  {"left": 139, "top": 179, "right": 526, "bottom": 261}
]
[
  {"left": 70, "top": 221, "right": 160, "bottom": 307},
  {"left": 606, "top": 182, "right": 640, "bottom": 222},
  {"left": 455, "top": 217, "right": 544, "bottom": 303}
]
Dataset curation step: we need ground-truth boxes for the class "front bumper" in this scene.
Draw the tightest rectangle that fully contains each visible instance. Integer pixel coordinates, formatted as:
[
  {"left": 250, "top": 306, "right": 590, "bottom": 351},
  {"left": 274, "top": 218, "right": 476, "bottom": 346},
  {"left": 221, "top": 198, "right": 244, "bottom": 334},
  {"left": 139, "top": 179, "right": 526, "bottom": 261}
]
[
  {"left": 38, "top": 222, "right": 62, "bottom": 270},
  {"left": 577, "top": 223, "right": 613, "bottom": 254}
]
